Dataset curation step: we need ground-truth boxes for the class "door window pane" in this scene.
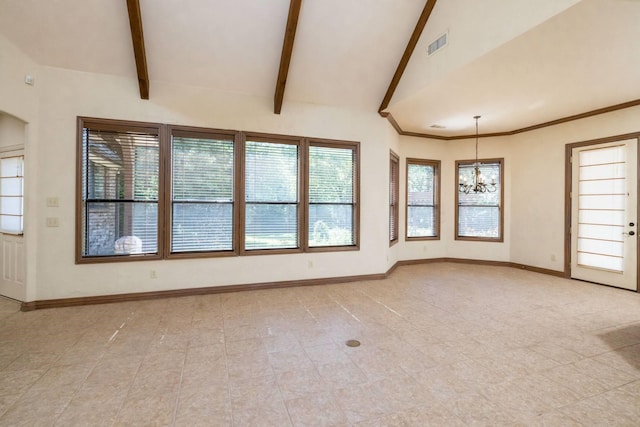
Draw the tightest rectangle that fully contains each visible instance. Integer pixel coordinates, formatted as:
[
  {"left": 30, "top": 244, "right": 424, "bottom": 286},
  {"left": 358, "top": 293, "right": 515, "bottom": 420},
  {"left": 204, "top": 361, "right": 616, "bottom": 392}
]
[
  {"left": 576, "top": 145, "right": 626, "bottom": 272},
  {"left": 0, "top": 156, "right": 23, "bottom": 234}
]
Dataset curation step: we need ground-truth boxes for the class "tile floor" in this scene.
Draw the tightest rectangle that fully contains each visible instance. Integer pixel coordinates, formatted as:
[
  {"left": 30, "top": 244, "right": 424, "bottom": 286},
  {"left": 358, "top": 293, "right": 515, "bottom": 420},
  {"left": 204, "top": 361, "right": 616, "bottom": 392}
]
[{"left": 1, "top": 262, "right": 640, "bottom": 426}]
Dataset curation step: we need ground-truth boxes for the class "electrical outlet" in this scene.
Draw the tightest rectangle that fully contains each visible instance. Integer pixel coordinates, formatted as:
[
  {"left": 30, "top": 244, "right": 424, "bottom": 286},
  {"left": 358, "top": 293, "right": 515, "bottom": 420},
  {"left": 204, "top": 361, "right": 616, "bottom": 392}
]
[
  {"left": 308, "top": 260, "right": 313, "bottom": 269},
  {"left": 150, "top": 270, "right": 157, "bottom": 279},
  {"left": 46, "top": 217, "right": 59, "bottom": 227},
  {"left": 46, "top": 197, "right": 59, "bottom": 207}
]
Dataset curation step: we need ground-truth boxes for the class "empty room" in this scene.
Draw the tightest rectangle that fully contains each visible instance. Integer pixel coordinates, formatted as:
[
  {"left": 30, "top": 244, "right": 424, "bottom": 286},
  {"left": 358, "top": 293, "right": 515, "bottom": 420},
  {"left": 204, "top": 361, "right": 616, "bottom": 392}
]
[{"left": 0, "top": 0, "right": 639, "bottom": 425}]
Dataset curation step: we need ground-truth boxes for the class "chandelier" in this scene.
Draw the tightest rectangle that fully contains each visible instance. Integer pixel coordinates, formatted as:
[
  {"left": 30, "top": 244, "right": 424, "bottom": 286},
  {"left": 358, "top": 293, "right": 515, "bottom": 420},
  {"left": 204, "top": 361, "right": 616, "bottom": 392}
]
[{"left": 458, "top": 115, "right": 497, "bottom": 194}]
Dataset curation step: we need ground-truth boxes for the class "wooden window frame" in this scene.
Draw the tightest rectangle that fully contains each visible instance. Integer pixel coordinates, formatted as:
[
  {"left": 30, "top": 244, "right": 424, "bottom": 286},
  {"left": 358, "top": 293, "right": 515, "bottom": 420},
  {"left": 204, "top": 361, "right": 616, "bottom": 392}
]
[
  {"left": 455, "top": 158, "right": 504, "bottom": 242},
  {"left": 165, "top": 125, "right": 240, "bottom": 259},
  {"left": 389, "top": 150, "right": 400, "bottom": 246},
  {"left": 77, "top": 118, "right": 361, "bottom": 263},
  {"left": 405, "top": 158, "right": 440, "bottom": 241},
  {"left": 76, "top": 117, "right": 165, "bottom": 263},
  {"left": 240, "top": 132, "right": 304, "bottom": 256},
  {"left": 305, "top": 139, "right": 360, "bottom": 253}
]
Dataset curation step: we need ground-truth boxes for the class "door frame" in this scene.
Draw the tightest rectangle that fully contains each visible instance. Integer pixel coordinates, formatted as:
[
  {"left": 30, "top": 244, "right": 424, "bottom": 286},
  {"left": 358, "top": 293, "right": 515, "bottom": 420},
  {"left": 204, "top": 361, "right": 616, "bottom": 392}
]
[{"left": 565, "top": 132, "right": 640, "bottom": 292}]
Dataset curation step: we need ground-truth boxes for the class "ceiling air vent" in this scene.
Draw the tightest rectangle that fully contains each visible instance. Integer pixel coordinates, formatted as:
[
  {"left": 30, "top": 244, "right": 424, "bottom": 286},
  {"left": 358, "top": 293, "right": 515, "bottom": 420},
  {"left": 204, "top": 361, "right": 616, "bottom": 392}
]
[
  {"left": 429, "top": 124, "right": 446, "bottom": 129},
  {"left": 428, "top": 32, "right": 448, "bottom": 56}
]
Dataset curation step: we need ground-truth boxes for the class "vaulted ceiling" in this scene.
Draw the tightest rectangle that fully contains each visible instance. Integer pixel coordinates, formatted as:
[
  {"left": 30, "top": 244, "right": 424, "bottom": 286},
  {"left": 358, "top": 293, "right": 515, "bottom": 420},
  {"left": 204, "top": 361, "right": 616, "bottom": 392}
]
[{"left": 1, "top": 0, "right": 638, "bottom": 137}]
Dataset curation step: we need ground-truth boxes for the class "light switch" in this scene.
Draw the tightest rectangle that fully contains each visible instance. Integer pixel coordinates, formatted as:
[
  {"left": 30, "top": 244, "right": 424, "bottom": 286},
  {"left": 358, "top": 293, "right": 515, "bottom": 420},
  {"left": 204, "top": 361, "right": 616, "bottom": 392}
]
[
  {"left": 46, "top": 197, "right": 59, "bottom": 207},
  {"left": 46, "top": 217, "right": 59, "bottom": 227}
]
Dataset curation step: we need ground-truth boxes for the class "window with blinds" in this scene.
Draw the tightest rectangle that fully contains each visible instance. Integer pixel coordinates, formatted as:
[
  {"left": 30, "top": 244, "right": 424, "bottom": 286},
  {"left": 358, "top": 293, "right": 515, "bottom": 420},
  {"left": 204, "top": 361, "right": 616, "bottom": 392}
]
[
  {"left": 0, "top": 156, "right": 24, "bottom": 234},
  {"left": 308, "top": 144, "right": 357, "bottom": 248},
  {"left": 406, "top": 159, "right": 439, "bottom": 239},
  {"left": 80, "top": 122, "right": 160, "bottom": 258},
  {"left": 456, "top": 159, "right": 503, "bottom": 241},
  {"left": 389, "top": 151, "right": 399, "bottom": 244},
  {"left": 171, "top": 131, "right": 235, "bottom": 254},
  {"left": 77, "top": 118, "right": 360, "bottom": 262},
  {"left": 244, "top": 139, "right": 299, "bottom": 251}
]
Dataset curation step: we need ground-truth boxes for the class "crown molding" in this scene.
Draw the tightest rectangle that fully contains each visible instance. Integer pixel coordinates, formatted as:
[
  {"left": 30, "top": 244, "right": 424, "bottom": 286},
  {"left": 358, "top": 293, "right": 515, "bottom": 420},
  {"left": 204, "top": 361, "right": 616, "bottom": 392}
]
[{"left": 383, "top": 99, "right": 640, "bottom": 140}]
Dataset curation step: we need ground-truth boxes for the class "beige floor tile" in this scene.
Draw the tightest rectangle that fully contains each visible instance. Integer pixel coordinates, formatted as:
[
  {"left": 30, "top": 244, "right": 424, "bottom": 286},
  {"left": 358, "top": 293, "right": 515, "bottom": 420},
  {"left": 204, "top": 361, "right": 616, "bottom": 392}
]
[
  {"left": 113, "top": 392, "right": 178, "bottom": 426},
  {"left": 175, "top": 384, "right": 231, "bottom": 426},
  {"left": 333, "top": 384, "right": 388, "bottom": 424},
  {"left": 180, "top": 360, "right": 228, "bottom": 390},
  {"left": 559, "top": 394, "right": 637, "bottom": 426},
  {"left": 225, "top": 337, "right": 265, "bottom": 356},
  {"left": 0, "top": 369, "right": 46, "bottom": 399},
  {"left": 128, "top": 367, "right": 182, "bottom": 398},
  {"left": 1, "top": 263, "right": 640, "bottom": 425},
  {"left": 304, "top": 342, "right": 352, "bottom": 365},
  {"left": 227, "top": 351, "right": 273, "bottom": 384},
  {"left": 572, "top": 357, "right": 640, "bottom": 389},
  {"left": 618, "top": 379, "right": 640, "bottom": 395},
  {"left": 54, "top": 394, "right": 124, "bottom": 427},
  {"left": 285, "top": 391, "right": 348, "bottom": 427},
  {"left": 268, "top": 349, "right": 315, "bottom": 373},
  {"left": 0, "top": 386, "right": 73, "bottom": 427},
  {"left": 188, "top": 327, "right": 225, "bottom": 347},
  {"left": 479, "top": 379, "right": 548, "bottom": 413},
  {"left": 316, "top": 360, "right": 368, "bottom": 388},
  {"left": 230, "top": 381, "right": 291, "bottom": 426},
  {"left": 276, "top": 367, "right": 329, "bottom": 400},
  {"left": 515, "top": 373, "right": 584, "bottom": 410},
  {"left": 540, "top": 363, "right": 609, "bottom": 398}
]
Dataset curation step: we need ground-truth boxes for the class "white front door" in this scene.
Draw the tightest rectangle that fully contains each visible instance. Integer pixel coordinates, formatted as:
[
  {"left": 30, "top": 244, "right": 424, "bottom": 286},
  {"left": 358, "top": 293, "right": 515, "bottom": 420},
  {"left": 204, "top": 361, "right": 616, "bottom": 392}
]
[
  {"left": 571, "top": 139, "right": 638, "bottom": 290},
  {"left": 0, "top": 152, "right": 24, "bottom": 300}
]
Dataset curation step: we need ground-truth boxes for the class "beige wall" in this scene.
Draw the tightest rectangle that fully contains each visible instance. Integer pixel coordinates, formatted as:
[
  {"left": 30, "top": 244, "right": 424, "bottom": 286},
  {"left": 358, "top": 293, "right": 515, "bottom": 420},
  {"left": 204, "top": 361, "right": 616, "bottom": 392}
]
[
  {"left": 2, "top": 32, "right": 640, "bottom": 302},
  {"left": 398, "top": 135, "right": 512, "bottom": 262},
  {"left": 398, "top": 105, "right": 640, "bottom": 272},
  {"left": 509, "top": 105, "right": 640, "bottom": 272},
  {"left": 33, "top": 65, "right": 398, "bottom": 300},
  {"left": 0, "top": 34, "right": 39, "bottom": 301}
]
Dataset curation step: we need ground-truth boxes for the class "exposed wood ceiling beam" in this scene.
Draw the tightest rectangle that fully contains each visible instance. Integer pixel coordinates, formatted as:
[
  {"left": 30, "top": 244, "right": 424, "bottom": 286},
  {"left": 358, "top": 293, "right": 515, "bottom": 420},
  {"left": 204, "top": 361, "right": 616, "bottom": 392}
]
[
  {"left": 274, "top": 0, "right": 302, "bottom": 114},
  {"left": 126, "top": 0, "right": 149, "bottom": 100},
  {"left": 378, "top": 0, "right": 438, "bottom": 115}
]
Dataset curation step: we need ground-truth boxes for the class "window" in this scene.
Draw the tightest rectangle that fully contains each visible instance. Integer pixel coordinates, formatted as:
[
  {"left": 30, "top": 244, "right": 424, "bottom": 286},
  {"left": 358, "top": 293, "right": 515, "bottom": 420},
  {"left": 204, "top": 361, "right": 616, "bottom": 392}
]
[
  {"left": 308, "top": 142, "right": 358, "bottom": 249},
  {"left": 456, "top": 159, "right": 504, "bottom": 241},
  {"left": 77, "top": 118, "right": 359, "bottom": 262},
  {"left": 406, "top": 159, "right": 440, "bottom": 239},
  {"left": 0, "top": 155, "right": 24, "bottom": 234},
  {"left": 169, "top": 128, "right": 236, "bottom": 256},
  {"left": 243, "top": 137, "right": 300, "bottom": 252},
  {"left": 78, "top": 119, "right": 162, "bottom": 260},
  {"left": 389, "top": 151, "right": 399, "bottom": 245}
]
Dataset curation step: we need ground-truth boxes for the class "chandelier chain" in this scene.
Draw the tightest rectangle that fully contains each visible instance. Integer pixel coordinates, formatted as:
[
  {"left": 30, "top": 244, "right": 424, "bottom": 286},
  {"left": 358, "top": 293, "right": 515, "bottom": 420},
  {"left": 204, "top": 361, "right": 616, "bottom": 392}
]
[{"left": 459, "top": 115, "right": 497, "bottom": 194}]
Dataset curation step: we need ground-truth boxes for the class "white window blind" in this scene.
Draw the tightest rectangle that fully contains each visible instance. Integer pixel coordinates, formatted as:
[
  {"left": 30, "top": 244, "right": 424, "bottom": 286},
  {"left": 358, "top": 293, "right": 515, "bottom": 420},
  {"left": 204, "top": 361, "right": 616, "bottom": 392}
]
[
  {"left": 0, "top": 156, "right": 24, "bottom": 234},
  {"left": 457, "top": 161, "right": 501, "bottom": 239},
  {"left": 389, "top": 153, "right": 399, "bottom": 243},
  {"left": 308, "top": 145, "right": 356, "bottom": 247},
  {"left": 171, "top": 134, "right": 234, "bottom": 253},
  {"left": 407, "top": 162, "right": 436, "bottom": 238},
  {"left": 577, "top": 145, "right": 626, "bottom": 271},
  {"left": 244, "top": 140, "right": 299, "bottom": 250},
  {"left": 81, "top": 128, "right": 159, "bottom": 257}
]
